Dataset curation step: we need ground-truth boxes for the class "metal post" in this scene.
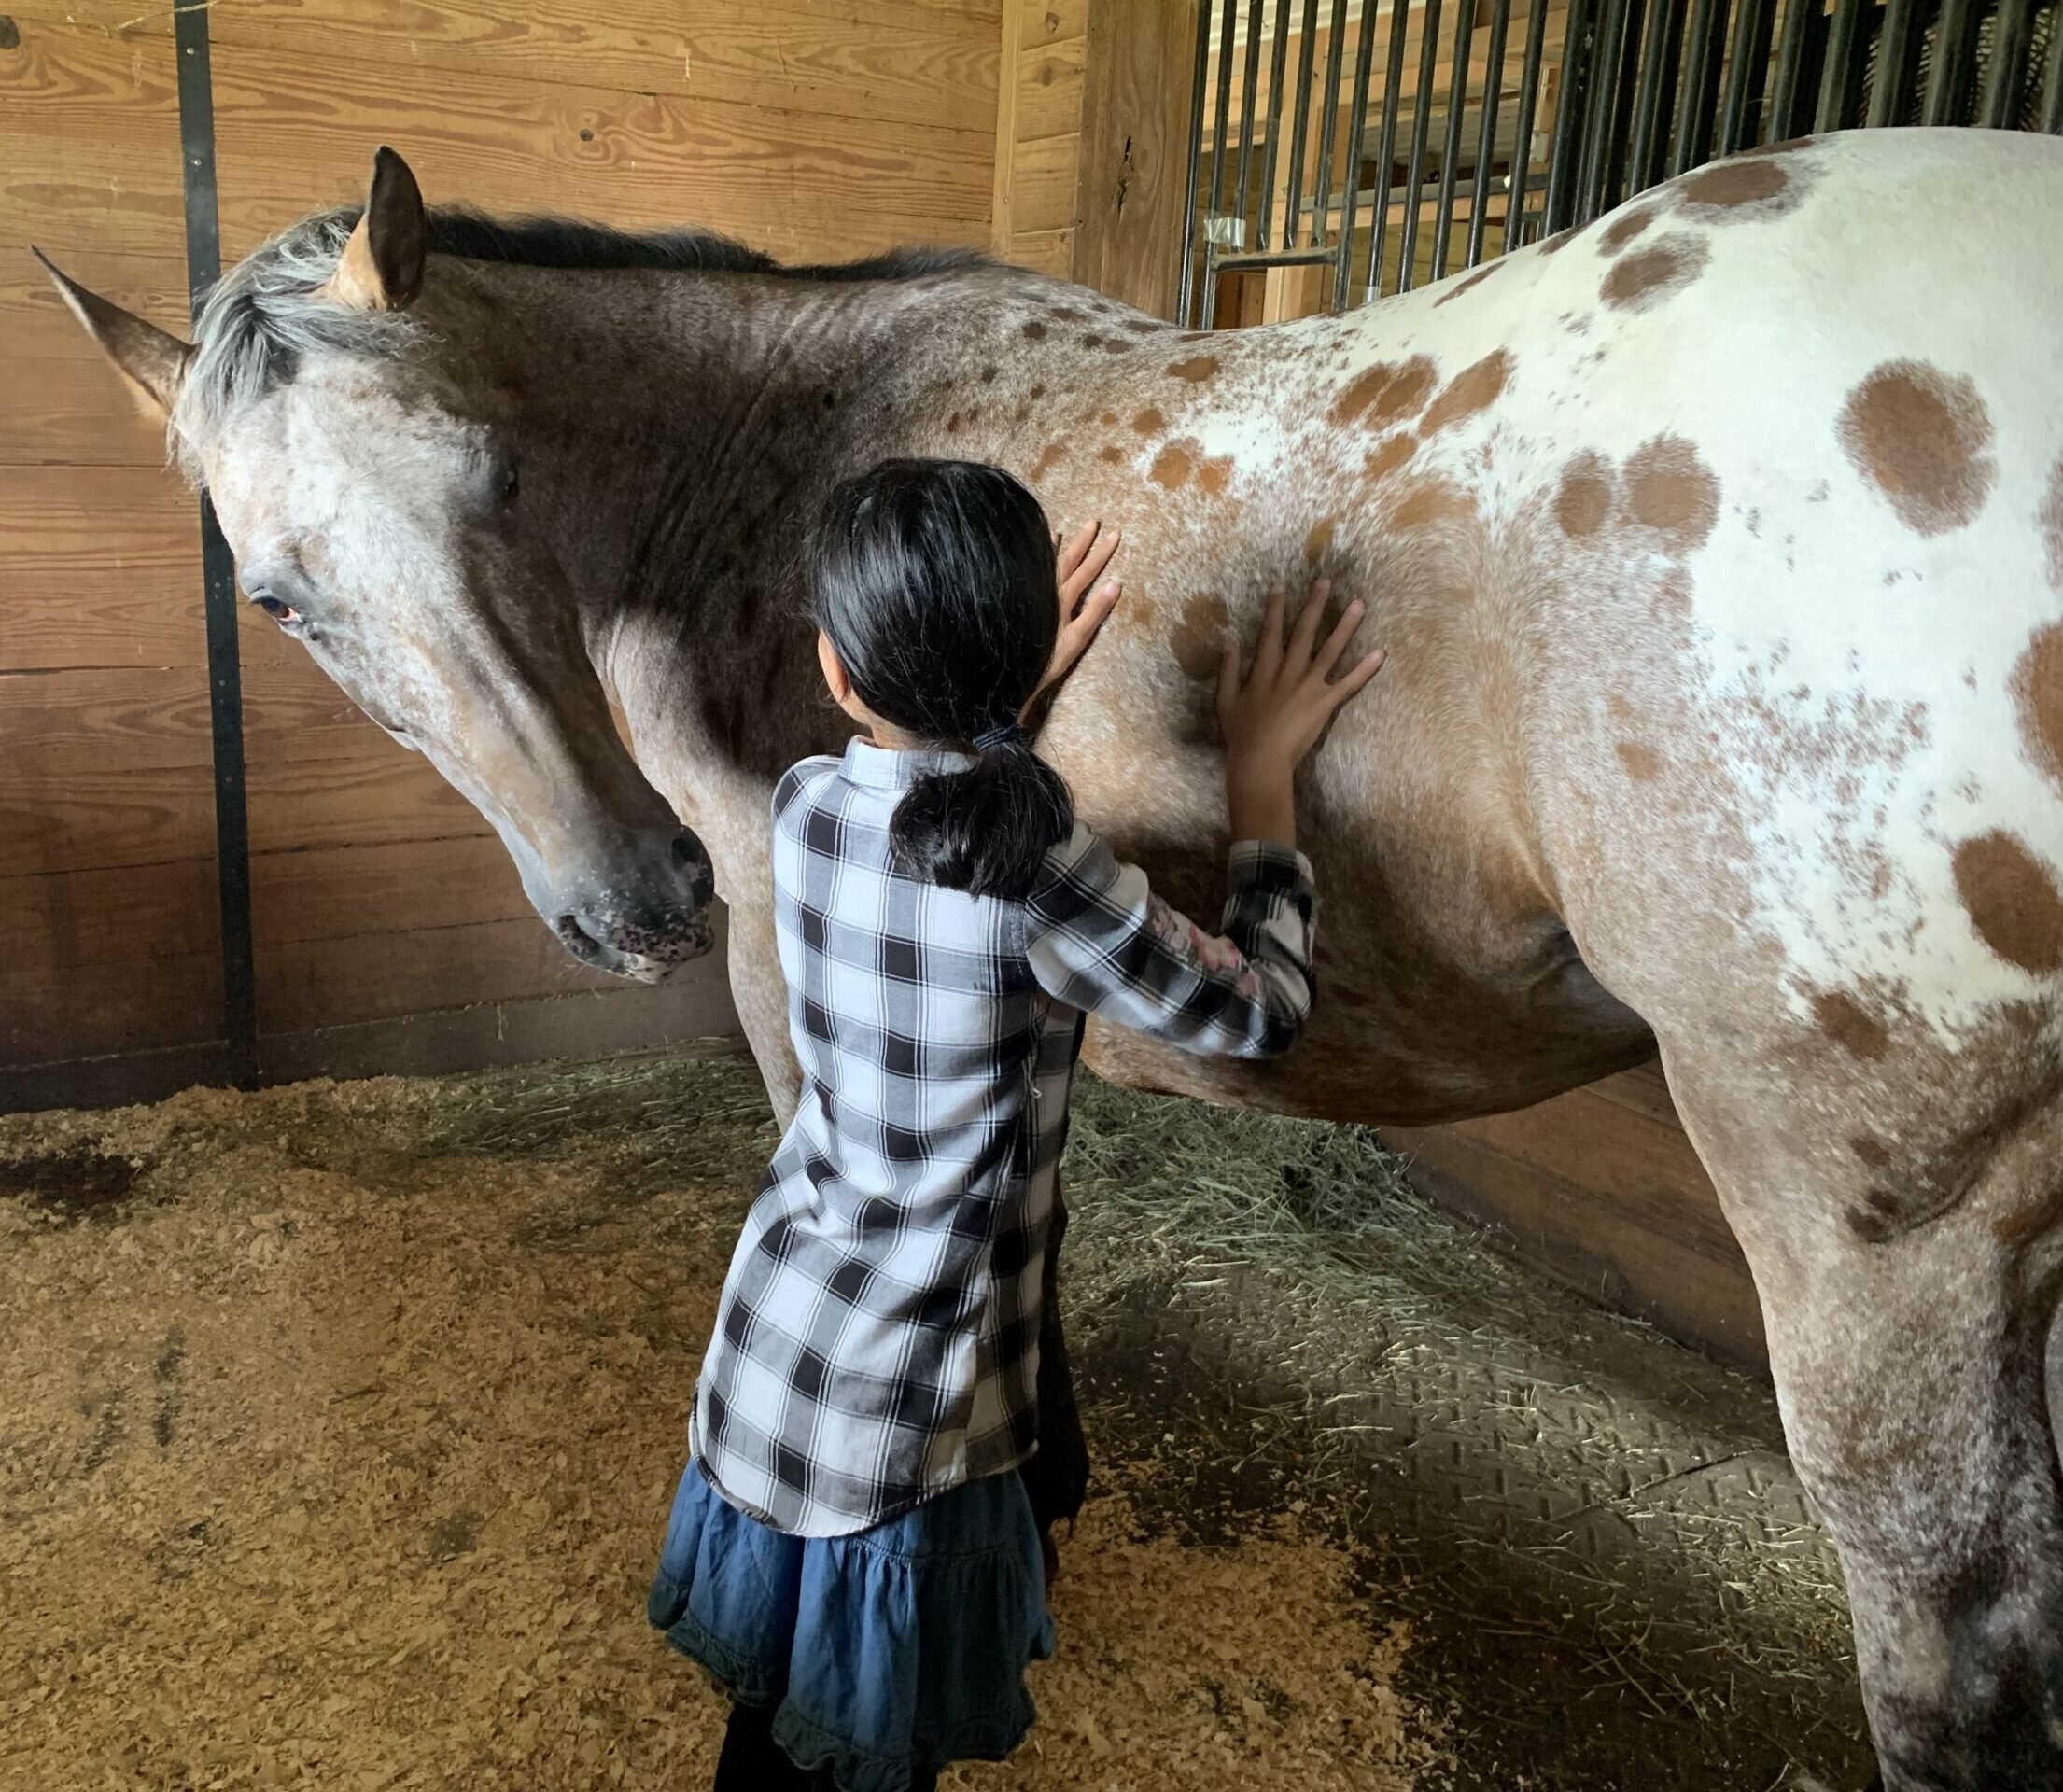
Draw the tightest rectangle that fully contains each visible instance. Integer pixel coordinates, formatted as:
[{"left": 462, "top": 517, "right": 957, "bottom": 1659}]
[
  {"left": 1331, "top": 0, "right": 1382, "bottom": 309},
  {"left": 1579, "top": 0, "right": 1634, "bottom": 220},
  {"left": 1233, "top": 0, "right": 1268, "bottom": 248},
  {"left": 1542, "top": 0, "right": 1595, "bottom": 231},
  {"left": 1308, "top": 0, "right": 1351, "bottom": 263},
  {"left": 1816, "top": 0, "right": 1866, "bottom": 132},
  {"left": 1503, "top": 0, "right": 1553, "bottom": 249},
  {"left": 1258, "top": 0, "right": 1298, "bottom": 248},
  {"left": 1179, "top": 3, "right": 1214, "bottom": 325},
  {"left": 1467, "top": 0, "right": 1517, "bottom": 264},
  {"left": 2047, "top": 11, "right": 2063, "bottom": 133},
  {"left": 1206, "top": 0, "right": 1239, "bottom": 220},
  {"left": 1432, "top": 0, "right": 1480, "bottom": 278},
  {"left": 1981, "top": 0, "right": 2038, "bottom": 127},
  {"left": 1719, "top": 0, "right": 1776, "bottom": 151},
  {"left": 1768, "top": 0, "right": 1818, "bottom": 139},
  {"left": 1396, "top": 0, "right": 1446, "bottom": 289},
  {"left": 1670, "top": 0, "right": 1728, "bottom": 175},
  {"left": 1283, "top": 0, "right": 1324, "bottom": 245},
  {"left": 1628, "top": 0, "right": 1683, "bottom": 189},
  {"left": 1867, "top": 0, "right": 1920, "bottom": 128},
  {"left": 1360, "top": 0, "right": 1414, "bottom": 301}
]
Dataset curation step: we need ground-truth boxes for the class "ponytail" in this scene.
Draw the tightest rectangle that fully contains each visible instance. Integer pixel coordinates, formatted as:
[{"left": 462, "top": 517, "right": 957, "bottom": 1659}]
[
  {"left": 809, "top": 459, "right": 1077, "bottom": 900},
  {"left": 891, "top": 725, "right": 1074, "bottom": 900}
]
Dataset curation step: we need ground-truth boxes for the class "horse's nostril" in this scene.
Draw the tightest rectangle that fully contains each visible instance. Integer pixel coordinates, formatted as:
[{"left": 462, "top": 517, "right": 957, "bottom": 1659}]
[{"left": 671, "top": 835, "right": 697, "bottom": 868}]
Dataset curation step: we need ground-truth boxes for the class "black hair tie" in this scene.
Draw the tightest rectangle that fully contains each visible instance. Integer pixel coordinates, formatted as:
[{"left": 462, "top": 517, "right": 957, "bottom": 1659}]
[{"left": 973, "top": 721, "right": 1022, "bottom": 752}]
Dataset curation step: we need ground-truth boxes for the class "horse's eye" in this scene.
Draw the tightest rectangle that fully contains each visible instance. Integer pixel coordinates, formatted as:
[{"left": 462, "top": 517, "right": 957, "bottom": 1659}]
[{"left": 252, "top": 593, "right": 301, "bottom": 625}]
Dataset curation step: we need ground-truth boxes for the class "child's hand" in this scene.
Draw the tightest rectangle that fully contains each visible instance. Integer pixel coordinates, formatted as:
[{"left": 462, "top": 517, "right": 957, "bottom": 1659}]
[
  {"left": 1215, "top": 579, "right": 1385, "bottom": 847},
  {"left": 1024, "top": 520, "right": 1122, "bottom": 717}
]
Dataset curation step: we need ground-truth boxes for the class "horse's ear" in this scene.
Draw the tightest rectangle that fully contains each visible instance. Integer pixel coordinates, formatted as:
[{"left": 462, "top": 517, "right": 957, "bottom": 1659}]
[
  {"left": 326, "top": 146, "right": 427, "bottom": 312},
  {"left": 34, "top": 247, "right": 191, "bottom": 422}
]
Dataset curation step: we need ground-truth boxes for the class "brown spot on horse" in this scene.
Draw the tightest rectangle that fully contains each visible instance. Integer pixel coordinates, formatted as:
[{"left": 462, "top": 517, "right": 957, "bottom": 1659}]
[
  {"left": 1954, "top": 831, "right": 2063, "bottom": 973},
  {"left": 1837, "top": 360, "right": 1995, "bottom": 538},
  {"left": 1815, "top": 989, "right": 1890, "bottom": 1061},
  {"left": 1555, "top": 454, "right": 1612, "bottom": 538},
  {"left": 1197, "top": 455, "right": 1235, "bottom": 497},
  {"left": 1096, "top": 444, "right": 1124, "bottom": 465},
  {"left": 1305, "top": 516, "right": 1337, "bottom": 567},
  {"left": 1388, "top": 478, "right": 1475, "bottom": 533},
  {"left": 1616, "top": 741, "right": 1663, "bottom": 780},
  {"left": 1677, "top": 157, "right": 1792, "bottom": 217},
  {"left": 1420, "top": 350, "right": 1512, "bottom": 436},
  {"left": 1599, "top": 207, "right": 1659, "bottom": 253},
  {"left": 1600, "top": 236, "right": 1710, "bottom": 313},
  {"left": 1851, "top": 1134, "right": 1893, "bottom": 1169},
  {"left": 1365, "top": 435, "right": 1418, "bottom": 483},
  {"left": 1131, "top": 406, "right": 1166, "bottom": 436},
  {"left": 2011, "top": 623, "right": 2063, "bottom": 794},
  {"left": 1171, "top": 592, "right": 1228, "bottom": 680},
  {"left": 1166, "top": 356, "right": 1220, "bottom": 383},
  {"left": 1625, "top": 435, "right": 1720, "bottom": 553},
  {"left": 1029, "top": 441, "right": 1065, "bottom": 482},
  {"left": 1151, "top": 441, "right": 1195, "bottom": 489},
  {"left": 1021, "top": 319, "right": 1047, "bottom": 342},
  {"left": 1433, "top": 261, "right": 1504, "bottom": 307},
  {"left": 1328, "top": 356, "right": 1436, "bottom": 429}
]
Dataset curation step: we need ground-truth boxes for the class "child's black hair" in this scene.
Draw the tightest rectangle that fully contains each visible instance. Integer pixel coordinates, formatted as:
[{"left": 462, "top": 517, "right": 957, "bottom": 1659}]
[{"left": 809, "top": 458, "right": 1076, "bottom": 900}]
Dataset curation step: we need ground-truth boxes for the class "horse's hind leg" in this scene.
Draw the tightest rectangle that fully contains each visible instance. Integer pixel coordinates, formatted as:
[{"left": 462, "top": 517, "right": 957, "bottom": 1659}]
[{"left": 1668, "top": 1049, "right": 2063, "bottom": 1790}]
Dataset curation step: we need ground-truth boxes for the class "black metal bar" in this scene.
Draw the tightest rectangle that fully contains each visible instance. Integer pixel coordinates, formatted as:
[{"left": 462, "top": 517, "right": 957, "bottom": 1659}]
[
  {"left": 1719, "top": 0, "right": 1776, "bottom": 150},
  {"left": 1308, "top": 0, "right": 1351, "bottom": 264},
  {"left": 1922, "top": 0, "right": 1972, "bottom": 125},
  {"left": 1542, "top": 0, "right": 1594, "bottom": 230},
  {"left": 1817, "top": 0, "right": 1866, "bottom": 131},
  {"left": 1982, "top": 0, "right": 2038, "bottom": 127},
  {"left": 1467, "top": 0, "right": 1516, "bottom": 264},
  {"left": 1768, "top": 0, "right": 1817, "bottom": 139},
  {"left": 1206, "top": 0, "right": 1240, "bottom": 218},
  {"left": 1868, "top": 0, "right": 1919, "bottom": 127},
  {"left": 1180, "top": 2, "right": 1214, "bottom": 325},
  {"left": 1282, "top": 0, "right": 1323, "bottom": 246},
  {"left": 1200, "top": 241, "right": 1222, "bottom": 327},
  {"left": 1360, "top": 0, "right": 1414, "bottom": 300},
  {"left": 1396, "top": 0, "right": 1446, "bottom": 288},
  {"left": 1331, "top": 0, "right": 1382, "bottom": 309},
  {"left": 1431, "top": 0, "right": 1480, "bottom": 277},
  {"left": 1233, "top": 0, "right": 1267, "bottom": 248},
  {"left": 1503, "top": 0, "right": 1553, "bottom": 249},
  {"left": 173, "top": 1, "right": 258, "bottom": 1089},
  {"left": 1257, "top": 0, "right": 1298, "bottom": 248},
  {"left": 1628, "top": 0, "right": 1678, "bottom": 189},
  {"left": 1600, "top": 0, "right": 1649, "bottom": 208},
  {"left": 2047, "top": 10, "right": 2063, "bottom": 133},
  {"left": 1670, "top": 0, "right": 1728, "bottom": 175},
  {"left": 1579, "top": 0, "right": 1633, "bottom": 219}
]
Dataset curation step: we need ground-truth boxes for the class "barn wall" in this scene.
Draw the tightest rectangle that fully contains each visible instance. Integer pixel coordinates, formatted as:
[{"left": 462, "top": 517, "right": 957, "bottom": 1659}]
[{"left": 1, "top": 0, "right": 1003, "bottom": 1107}]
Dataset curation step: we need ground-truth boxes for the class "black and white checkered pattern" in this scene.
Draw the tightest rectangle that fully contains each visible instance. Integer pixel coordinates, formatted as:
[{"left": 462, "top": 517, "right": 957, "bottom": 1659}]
[{"left": 694, "top": 737, "right": 1317, "bottom": 1536}]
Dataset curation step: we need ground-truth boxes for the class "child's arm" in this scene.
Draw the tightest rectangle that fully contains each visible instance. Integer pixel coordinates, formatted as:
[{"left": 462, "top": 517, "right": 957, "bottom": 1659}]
[{"left": 1023, "top": 581, "right": 1383, "bottom": 1059}]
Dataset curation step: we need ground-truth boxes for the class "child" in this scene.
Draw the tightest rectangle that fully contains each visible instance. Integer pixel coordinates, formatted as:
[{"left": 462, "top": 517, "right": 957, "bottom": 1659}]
[{"left": 649, "top": 458, "right": 1385, "bottom": 1792}]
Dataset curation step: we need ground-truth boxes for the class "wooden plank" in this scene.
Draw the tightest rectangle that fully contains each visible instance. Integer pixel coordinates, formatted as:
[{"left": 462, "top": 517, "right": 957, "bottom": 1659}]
[
  {"left": 249, "top": 834, "right": 534, "bottom": 949},
  {"left": 1385, "top": 1121, "right": 1769, "bottom": 1369},
  {"left": 1, "top": 946, "right": 222, "bottom": 1067},
  {"left": 993, "top": 0, "right": 1025, "bottom": 252},
  {"left": 1016, "top": 34, "right": 1088, "bottom": 142},
  {"left": 1006, "top": 228, "right": 1076, "bottom": 277},
  {"left": 0, "top": 20, "right": 186, "bottom": 258},
  {"left": 0, "top": 666, "right": 213, "bottom": 758},
  {"left": 1074, "top": 0, "right": 1199, "bottom": 317},
  {"left": 1, "top": 754, "right": 218, "bottom": 876},
  {"left": 0, "top": 857, "right": 219, "bottom": 971},
  {"left": 205, "top": 42, "right": 995, "bottom": 265},
  {"left": 1021, "top": 0, "right": 1090, "bottom": 49},
  {"left": 0, "top": 467, "right": 203, "bottom": 668},
  {"left": 245, "top": 748, "right": 486, "bottom": 857},
  {"left": 1009, "top": 132, "right": 1085, "bottom": 235},
  {"left": 11, "top": 2, "right": 1001, "bottom": 130}
]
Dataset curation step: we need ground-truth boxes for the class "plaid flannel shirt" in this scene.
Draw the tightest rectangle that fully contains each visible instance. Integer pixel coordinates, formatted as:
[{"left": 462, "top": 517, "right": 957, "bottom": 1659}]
[{"left": 693, "top": 737, "right": 1318, "bottom": 1536}]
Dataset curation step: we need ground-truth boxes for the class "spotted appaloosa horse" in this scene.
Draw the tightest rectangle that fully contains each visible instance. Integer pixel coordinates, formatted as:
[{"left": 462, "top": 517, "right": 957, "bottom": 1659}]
[{"left": 45, "top": 128, "right": 2063, "bottom": 1785}]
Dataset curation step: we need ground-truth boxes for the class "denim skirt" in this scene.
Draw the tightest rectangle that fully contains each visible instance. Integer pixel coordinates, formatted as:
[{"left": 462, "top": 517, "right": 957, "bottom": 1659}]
[{"left": 647, "top": 1458, "right": 1055, "bottom": 1792}]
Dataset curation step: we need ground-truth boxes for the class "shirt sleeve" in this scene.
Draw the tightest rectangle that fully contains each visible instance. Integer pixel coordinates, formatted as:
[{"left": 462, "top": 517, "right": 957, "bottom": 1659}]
[{"left": 1021, "top": 822, "right": 1317, "bottom": 1059}]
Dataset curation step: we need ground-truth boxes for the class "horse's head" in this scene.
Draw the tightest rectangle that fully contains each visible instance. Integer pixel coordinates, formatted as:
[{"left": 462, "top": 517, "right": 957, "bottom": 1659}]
[{"left": 40, "top": 147, "right": 715, "bottom": 981}]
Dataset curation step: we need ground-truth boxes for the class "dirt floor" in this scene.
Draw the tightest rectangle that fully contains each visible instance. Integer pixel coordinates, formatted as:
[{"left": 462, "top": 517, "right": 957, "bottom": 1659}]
[{"left": 0, "top": 1051, "right": 1874, "bottom": 1792}]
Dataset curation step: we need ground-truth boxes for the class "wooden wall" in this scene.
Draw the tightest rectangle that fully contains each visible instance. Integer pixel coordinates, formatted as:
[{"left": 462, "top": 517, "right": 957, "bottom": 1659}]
[{"left": 1, "top": 0, "right": 1002, "bottom": 1106}]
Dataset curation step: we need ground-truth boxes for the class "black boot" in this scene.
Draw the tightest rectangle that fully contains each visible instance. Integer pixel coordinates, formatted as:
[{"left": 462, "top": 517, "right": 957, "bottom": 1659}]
[
  {"left": 714, "top": 1702, "right": 819, "bottom": 1792},
  {"left": 1017, "top": 1182, "right": 1091, "bottom": 1581}
]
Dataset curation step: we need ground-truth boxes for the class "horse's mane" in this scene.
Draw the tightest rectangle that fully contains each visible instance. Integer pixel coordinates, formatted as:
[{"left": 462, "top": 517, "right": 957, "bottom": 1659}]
[{"left": 178, "top": 204, "right": 988, "bottom": 443}]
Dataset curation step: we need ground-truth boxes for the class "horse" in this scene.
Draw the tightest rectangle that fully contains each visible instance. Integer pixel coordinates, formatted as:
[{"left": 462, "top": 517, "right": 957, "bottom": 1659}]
[{"left": 42, "top": 130, "right": 2063, "bottom": 1787}]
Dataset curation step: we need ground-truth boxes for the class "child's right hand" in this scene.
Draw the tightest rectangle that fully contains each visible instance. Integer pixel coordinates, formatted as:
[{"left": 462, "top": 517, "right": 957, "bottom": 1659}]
[{"left": 1216, "top": 579, "right": 1385, "bottom": 848}]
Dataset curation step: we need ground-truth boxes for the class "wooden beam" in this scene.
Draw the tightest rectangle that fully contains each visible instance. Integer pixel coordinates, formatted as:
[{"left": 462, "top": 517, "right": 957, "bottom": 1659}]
[
  {"left": 1072, "top": 0, "right": 1200, "bottom": 316},
  {"left": 992, "top": 0, "right": 1025, "bottom": 253}
]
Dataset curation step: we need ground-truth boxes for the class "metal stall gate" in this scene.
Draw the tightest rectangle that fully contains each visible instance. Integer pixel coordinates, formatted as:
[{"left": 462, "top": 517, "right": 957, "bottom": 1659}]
[{"left": 1178, "top": 0, "right": 2063, "bottom": 326}]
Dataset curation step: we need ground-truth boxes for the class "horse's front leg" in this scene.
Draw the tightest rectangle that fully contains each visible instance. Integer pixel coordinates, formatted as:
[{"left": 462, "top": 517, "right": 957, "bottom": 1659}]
[
  {"left": 1671, "top": 1056, "right": 2063, "bottom": 1791},
  {"left": 716, "top": 844, "right": 801, "bottom": 1126}
]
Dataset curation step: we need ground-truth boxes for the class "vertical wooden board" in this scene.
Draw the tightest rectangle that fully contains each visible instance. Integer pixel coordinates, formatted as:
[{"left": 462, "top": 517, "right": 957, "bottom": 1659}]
[
  {"left": 1074, "top": 0, "right": 1201, "bottom": 316},
  {"left": 1017, "top": 34, "right": 1089, "bottom": 141},
  {"left": 1006, "top": 228, "right": 1077, "bottom": 276},
  {"left": 1009, "top": 131, "right": 1087, "bottom": 234},
  {"left": 993, "top": 0, "right": 1027, "bottom": 251},
  {"left": 1021, "top": 0, "right": 1091, "bottom": 49}
]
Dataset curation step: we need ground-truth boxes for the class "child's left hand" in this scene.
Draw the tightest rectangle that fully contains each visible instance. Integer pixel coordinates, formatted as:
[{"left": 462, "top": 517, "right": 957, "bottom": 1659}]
[{"left": 1025, "top": 519, "right": 1122, "bottom": 718}]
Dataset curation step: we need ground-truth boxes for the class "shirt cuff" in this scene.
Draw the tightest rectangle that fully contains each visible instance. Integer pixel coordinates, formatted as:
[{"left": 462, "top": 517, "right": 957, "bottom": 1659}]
[{"left": 1227, "top": 838, "right": 1316, "bottom": 897}]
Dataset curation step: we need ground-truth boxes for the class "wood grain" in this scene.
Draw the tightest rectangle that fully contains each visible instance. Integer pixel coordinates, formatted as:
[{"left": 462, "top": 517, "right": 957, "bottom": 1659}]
[
  {"left": 1, "top": 945, "right": 223, "bottom": 1066},
  {"left": 0, "top": 857, "right": 220, "bottom": 970},
  {"left": 2, "top": 753, "right": 218, "bottom": 877},
  {"left": 1005, "top": 227, "right": 1076, "bottom": 277},
  {"left": 250, "top": 834, "right": 535, "bottom": 949},
  {"left": 1016, "top": 33, "right": 1088, "bottom": 142}
]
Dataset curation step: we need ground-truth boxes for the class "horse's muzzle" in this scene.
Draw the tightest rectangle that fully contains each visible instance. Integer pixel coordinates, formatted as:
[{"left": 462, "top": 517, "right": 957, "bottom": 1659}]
[{"left": 549, "top": 830, "right": 717, "bottom": 983}]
